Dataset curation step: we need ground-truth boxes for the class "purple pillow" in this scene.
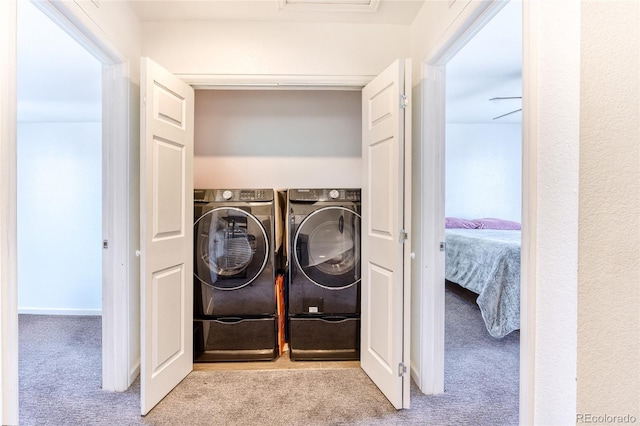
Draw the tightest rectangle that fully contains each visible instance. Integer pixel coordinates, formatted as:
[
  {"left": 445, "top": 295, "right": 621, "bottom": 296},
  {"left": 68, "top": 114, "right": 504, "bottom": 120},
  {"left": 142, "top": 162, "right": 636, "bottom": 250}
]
[
  {"left": 473, "top": 218, "right": 521, "bottom": 230},
  {"left": 445, "top": 217, "right": 479, "bottom": 229}
]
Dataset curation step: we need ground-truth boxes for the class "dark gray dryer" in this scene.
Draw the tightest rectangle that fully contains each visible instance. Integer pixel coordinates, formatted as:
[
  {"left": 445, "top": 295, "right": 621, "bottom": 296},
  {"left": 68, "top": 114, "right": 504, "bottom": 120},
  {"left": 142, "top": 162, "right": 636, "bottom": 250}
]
[
  {"left": 287, "top": 188, "right": 361, "bottom": 361},
  {"left": 193, "top": 188, "right": 277, "bottom": 362}
]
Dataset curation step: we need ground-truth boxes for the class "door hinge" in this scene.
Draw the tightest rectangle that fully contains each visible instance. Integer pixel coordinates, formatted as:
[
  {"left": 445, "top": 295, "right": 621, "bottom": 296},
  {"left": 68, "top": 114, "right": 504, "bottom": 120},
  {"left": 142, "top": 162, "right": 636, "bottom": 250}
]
[
  {"left": 439, "top": 241, "right": 446, "bottom": 251},
  {"left": 398, "top": 362, "right": 407, "bottom": 377},
  {"left": 103, "top": 240, "right": 109, "bottom": 249},
  {"left": 400, "top": 94, "right": 408, "bottom": 109},
  {"left": 399, "top": 229, "right": 408, "bottom": 243}
]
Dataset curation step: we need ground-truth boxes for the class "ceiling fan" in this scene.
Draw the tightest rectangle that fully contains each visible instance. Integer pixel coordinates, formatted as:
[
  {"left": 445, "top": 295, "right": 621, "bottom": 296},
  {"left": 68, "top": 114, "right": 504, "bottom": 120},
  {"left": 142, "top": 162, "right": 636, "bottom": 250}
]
[{"left": 489, "top": 96, "right": 522, "bottom": 120}]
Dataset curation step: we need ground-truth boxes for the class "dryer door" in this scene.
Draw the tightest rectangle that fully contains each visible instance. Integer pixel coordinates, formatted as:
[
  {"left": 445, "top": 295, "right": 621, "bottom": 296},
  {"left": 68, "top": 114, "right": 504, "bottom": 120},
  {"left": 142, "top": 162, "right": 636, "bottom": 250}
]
[
  {"left": 294, "top": 206, "right": 361, "bottom": 289},
  {"left": 195, "top": 207, "right": 268, "bottom": 290}
]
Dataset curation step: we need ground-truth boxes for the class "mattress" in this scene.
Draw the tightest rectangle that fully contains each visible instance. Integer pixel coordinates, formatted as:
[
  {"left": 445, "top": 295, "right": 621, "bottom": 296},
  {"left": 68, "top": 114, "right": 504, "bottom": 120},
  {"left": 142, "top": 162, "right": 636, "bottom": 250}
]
[{"left": 445, "top": 229, "right": 521, "bottom": 338}]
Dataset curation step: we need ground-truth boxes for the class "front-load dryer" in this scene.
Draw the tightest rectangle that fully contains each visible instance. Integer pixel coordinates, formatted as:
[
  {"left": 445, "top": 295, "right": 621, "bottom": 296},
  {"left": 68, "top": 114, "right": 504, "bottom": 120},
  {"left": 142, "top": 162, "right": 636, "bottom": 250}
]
[
  {"left": 193, "top": 188, "right": 277, "bottom": 362},
  {"left": 287, "top": 188, "right": 361, "bottom": 360}
]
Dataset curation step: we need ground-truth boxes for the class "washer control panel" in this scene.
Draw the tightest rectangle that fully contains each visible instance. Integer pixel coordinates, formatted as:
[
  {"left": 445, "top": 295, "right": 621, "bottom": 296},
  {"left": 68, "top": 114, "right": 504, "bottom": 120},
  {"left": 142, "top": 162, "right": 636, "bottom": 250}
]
[
  {"left": 289, "top": 188, "right": 360, "bottom": 202},
  {"left": 194, "top": 189, "right": 274, "bottom": 202}
]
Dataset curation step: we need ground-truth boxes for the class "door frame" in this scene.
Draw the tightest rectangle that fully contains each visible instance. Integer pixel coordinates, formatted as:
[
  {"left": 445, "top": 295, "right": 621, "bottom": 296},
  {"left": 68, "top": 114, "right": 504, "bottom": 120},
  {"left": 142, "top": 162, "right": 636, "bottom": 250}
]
[
  {"left": 415, "top": 0, "right": 534, "bottom": 424},
  {"left": 1, "top": 1, "right": 19, "bottom": 422},
  {"left": 1, "top": 0, "right": 135, "bottom": 421},
  {"left": 30, "top": 0, "right": 137, "bottom": 392}
]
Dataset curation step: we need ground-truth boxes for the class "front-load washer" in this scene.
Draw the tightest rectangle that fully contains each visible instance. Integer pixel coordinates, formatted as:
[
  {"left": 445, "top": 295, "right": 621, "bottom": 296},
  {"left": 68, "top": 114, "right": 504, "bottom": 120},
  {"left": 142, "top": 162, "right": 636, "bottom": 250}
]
[
  {"left": 193, "top": 188, "right": 277, "bottom": 362},
  {"left": 287, "top": 188, "right": 361, "bottom": 360}
]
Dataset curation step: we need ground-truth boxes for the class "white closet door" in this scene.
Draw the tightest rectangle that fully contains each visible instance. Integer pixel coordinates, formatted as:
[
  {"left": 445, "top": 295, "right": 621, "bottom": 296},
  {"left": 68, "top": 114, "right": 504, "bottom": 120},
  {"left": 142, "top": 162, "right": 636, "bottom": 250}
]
[
  {"left": 140, "top": 57, "right": 194, "bottom": 415},
  {"left": 360, "top": 59, "right": 411, "bottom": 409}
]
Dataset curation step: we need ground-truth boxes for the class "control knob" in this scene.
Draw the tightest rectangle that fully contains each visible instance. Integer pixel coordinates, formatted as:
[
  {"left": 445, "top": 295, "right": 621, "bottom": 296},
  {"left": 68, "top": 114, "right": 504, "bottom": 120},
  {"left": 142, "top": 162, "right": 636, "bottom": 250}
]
[
  {"left": 329, "top": 189, "right": 340, "bottom": 199},
  {"left": 222, "top": 190, "right": 233, "bottom": 200}
]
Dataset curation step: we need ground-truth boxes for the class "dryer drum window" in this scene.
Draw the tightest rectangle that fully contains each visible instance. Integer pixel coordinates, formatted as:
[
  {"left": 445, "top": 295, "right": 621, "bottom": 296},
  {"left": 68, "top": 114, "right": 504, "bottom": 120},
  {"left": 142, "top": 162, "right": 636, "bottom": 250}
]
[
  {"left": 194, "top": 207, "right": 269, "bottom": 290},
  {"left": 294, "top": 206, "right": 361, "bottom": 289}
]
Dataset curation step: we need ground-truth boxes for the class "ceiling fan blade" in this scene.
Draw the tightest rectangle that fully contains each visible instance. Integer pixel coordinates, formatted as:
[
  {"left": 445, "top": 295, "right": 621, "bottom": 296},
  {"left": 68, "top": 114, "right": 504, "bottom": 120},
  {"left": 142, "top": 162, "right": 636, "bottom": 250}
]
[
  {"left": 489, "top": 96, "right": 522, "bottom": 101},
  {"left": 492, "top": 108, "right": 522, "bottom": 120}
]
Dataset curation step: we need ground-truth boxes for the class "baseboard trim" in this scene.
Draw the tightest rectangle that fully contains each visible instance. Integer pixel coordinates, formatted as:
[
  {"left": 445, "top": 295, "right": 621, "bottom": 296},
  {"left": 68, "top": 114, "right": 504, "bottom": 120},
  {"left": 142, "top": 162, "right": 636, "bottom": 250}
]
[
  {"left": 410, "top": 363, "right": 420, "bottom": 387},
  {"left": 18, "top": 308, "right": 102, "bottom": 316},
  {"left": 129, "top": 360, "right": 140, "bottom": 387}
]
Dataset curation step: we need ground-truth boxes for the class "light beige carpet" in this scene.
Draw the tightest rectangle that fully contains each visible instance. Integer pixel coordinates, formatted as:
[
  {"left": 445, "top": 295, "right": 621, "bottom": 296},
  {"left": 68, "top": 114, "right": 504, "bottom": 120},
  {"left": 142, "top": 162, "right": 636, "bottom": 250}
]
[
  {"left": 19, "top": 289, "right": 519, "bottom": 425},
  {"left": 144, "top": 368, "right": 393, "bottom": 425}
]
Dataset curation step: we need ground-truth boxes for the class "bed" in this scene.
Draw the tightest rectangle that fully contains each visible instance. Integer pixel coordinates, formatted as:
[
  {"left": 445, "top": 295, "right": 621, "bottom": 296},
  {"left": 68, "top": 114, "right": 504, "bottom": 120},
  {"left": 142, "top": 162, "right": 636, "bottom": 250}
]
[{"left": 444, "top": 219, "right": 521, "bottom": 338}]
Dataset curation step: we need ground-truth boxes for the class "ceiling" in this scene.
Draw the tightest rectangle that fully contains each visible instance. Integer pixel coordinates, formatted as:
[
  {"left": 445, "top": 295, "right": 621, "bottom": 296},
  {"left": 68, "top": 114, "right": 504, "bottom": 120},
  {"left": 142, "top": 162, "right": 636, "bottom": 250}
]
[
  {"left": 17, "top": 0, "right": 521, "bottom": 124},
  {"left": 446, "top": 0, "right": 522, "bottom": 124},
  {"left": 17, "top": 0, "right": 102, "bottom": 123},
  {"left": 129, "top": 0, "right": 425, "bottom": 24}
]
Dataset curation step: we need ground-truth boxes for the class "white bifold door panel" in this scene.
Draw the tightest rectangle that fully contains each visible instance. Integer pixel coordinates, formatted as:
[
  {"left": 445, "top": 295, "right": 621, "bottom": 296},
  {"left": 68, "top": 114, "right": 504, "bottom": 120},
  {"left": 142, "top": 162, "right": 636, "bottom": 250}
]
[
  {"left": 360, "top": 59, "right": 412, "bottom": 410},
  {"left": 140, "top": 57, "right": 194, "bottom": 415},
  {"left": 137, "top": 55, "right": 409, "bottom": 414}
]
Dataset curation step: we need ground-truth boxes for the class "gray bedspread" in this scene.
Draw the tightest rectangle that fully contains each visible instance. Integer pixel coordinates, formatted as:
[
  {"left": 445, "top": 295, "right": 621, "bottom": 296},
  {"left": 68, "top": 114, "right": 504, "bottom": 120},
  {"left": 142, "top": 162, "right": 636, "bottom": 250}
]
[{"left": 445, "top": 229, "right": 520, "bottom": 338}]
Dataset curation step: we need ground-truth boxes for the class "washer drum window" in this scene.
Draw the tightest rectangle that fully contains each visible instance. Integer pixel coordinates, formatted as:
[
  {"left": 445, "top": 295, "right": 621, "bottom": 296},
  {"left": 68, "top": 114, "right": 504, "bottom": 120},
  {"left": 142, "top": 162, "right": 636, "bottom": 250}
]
[{"left": 194, "top": 207, "right": 268, "bottom": 290}]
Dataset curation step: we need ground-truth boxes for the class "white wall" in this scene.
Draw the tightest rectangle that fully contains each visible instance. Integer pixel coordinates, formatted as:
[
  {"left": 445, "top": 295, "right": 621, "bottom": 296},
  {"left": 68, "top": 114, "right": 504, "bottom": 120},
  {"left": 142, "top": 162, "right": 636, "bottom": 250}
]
[
  {"left": 445, "top": 123, "right": 521, "bottom": 221},
  {"left": 17, "top": 122, "right": 102, "bottom": 314},
  {"left": 142, "top": 21, "right": 409, "bottom": 78},
  {"left": 17, "top": 0, "right": 102, "bottom": 315},
  {"left": 526, "top": 2, "right": 580, "bottom": 423},
  {"left": 409, "top": 0, "right": 473, "bottom": 86},
  {"left": 67, "top": 0, "right": 143, "bottom": 84},
  {"left": 578, "top": 0, "right": 640, "bottom": 418},
  {"left": 194, "top": 90, "right": 362, "bottom": 189}
]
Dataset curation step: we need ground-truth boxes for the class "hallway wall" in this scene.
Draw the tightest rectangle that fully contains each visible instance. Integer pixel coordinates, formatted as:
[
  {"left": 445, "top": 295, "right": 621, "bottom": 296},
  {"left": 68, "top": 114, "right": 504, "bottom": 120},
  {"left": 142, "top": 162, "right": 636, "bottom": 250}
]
[
  {"left": 17, "top": 122, "right": 102, "bottom": 314},
  {"left": 17, "top": 0, "right": 102, "bottom": 314}
]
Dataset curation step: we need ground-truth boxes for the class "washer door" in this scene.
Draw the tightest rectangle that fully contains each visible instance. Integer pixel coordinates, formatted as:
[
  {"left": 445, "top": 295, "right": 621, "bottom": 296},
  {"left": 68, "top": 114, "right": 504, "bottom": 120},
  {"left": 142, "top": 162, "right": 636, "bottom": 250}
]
[
  {"left": 294, "top": 206, "right": 361, "bottom": 289},
  {"left": 195, "top": 207, "right": 268, "bottom": 290}
]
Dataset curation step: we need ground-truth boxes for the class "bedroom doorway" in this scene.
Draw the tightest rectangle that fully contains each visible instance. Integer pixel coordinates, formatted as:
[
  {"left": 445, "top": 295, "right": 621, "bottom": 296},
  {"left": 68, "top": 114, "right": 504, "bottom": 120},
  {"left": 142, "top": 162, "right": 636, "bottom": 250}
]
[
  {"left": 443, "top": 0, "right": 522, "bottom": 419},
  {"left": 413, "top": 0, "right": 525, "bottom": 422}
]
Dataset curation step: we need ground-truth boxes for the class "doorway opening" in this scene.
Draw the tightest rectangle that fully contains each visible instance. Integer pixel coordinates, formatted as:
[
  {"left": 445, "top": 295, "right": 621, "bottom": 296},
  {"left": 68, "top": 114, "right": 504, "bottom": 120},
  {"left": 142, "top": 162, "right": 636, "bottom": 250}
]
[
  {"left": 414, "top": 0, "right": 526, "bottom": 422},
  {"left": 6, "top": 0, "right": 136, "bottom": 421},
  {"left": 190, "top": 88, "right": 363, "bottom": 369},
  {"left": 16, "top": 0, "right": 103, "bottom": 417},
  {"left": 140, "top": 55, "right": 413, "bottom": 413},
  {"left": 443, "top": 0, "right": 522, "bottom": 421}
]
